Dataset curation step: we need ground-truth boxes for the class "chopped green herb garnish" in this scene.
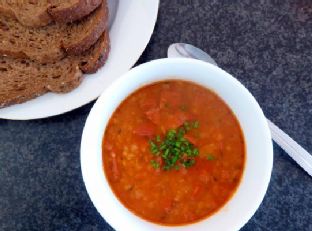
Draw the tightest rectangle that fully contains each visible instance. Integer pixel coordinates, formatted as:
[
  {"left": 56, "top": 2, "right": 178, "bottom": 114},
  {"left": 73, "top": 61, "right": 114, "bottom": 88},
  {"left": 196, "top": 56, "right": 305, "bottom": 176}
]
[
  {"left": 183, "top": 159, "right": 195, "bottom": 168},
  {"left": 149, "top": 141, "right": 159, "bottom": 155},
  {"left": 151, "top": 160, "right": 160, "bottom": 169},
  {"left": 184, "top": 121, "right": 191, "bottom": 131},
  {"left": 149, "top": 120, "right": 200, "bottom": 170},
  {"left": 156, "top": 135, "right": 161, "bottom": 142},
  {"left": 207, "top": 154, "right": 215, "bottom": 160},
  {"left": 177, "top": 127, "right": 186, "bottom": 138},
  {"left": 193, "top": 121, "right": 199, "bottom": 128}
]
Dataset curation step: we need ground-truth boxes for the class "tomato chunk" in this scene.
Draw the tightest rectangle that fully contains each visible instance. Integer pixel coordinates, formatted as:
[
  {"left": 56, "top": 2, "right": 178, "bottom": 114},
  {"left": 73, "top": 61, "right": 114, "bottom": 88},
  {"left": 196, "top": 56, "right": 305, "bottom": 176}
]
[
  {"left": 133, "top": 122, "right": 156, "bottom": 138},
  {"left": 163, "top": 111, "right": 194, "bottom": 129},
  {"left": 145, "top": 108, "right": 161, "bottom": 125}
]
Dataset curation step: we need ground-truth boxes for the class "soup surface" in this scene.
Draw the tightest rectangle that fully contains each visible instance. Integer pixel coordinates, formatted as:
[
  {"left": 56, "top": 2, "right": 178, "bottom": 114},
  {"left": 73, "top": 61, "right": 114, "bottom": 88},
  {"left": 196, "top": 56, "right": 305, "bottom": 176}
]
[{"left": 103, "top": 80, "right": 245, "bottom": 225}]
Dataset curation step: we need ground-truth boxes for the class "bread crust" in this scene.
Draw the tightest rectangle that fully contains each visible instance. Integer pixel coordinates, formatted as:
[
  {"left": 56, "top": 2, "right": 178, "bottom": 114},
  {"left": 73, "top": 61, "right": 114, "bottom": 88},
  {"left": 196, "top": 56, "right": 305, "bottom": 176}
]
[
  {"left": 49, "top": 0, "right": 103, "bottom": 24},
  {"left": 0, "top": 0, "right": 103, "bottom": 27},
  {"left": 79, "top": 31, "right": 110, "bottom": 73},
  {"left": 63, "top": 2, "right": 108, "bottom": 55},
  {"left": 0, "top": 31, "right": 110, "bottom": 108}
]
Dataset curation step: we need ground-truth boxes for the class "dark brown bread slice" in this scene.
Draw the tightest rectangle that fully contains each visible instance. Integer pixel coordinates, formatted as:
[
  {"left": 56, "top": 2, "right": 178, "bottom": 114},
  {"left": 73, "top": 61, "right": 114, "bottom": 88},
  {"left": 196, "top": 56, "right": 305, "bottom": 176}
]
[
  {"left": 79, "top": 30, "right": 110, "bottom": 74},
  {"left": 0, "top": 0, "right": 102, "bottom": 27},
  {"left": 0, "top": 1, "right": 52, "bottom": 28},
  {"left": 0, "top": 2, "right": 108, "bottom": 63},
  {"left": 0, "top": 57, "right": 83, "bottom": 108},
  {"left": 0, "top": 31, "right": 110, "bottom": 108},
  {"left": 62, "top": 1, "right": 108, "bottom": 55}
]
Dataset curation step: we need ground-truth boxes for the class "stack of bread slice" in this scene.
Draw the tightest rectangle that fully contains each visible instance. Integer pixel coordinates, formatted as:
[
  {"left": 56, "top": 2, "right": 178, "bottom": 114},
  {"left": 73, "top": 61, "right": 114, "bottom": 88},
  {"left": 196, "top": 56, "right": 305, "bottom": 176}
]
[{"left": 0, "top": 0, "right": 110, "bottom": 108}]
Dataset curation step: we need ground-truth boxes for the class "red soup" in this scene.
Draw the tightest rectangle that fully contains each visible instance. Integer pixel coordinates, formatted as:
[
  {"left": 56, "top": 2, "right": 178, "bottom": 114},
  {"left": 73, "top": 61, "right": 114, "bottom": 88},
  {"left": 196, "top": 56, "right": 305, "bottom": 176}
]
[{"left": 103, "top": 80, "right": 245, "bottom": 225}]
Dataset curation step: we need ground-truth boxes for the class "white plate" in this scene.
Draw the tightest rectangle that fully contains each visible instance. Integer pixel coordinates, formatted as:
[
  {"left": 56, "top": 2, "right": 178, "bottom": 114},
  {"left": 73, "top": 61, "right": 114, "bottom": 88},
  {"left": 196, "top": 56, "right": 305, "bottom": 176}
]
[{"left": 0, "top": 0, "right": 159, "bottom": 120}]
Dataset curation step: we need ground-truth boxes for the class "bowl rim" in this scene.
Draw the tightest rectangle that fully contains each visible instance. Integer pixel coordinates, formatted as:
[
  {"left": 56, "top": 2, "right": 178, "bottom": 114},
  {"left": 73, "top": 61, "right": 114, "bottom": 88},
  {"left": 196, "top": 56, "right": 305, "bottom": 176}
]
[{"left": 80, "top": 58, "right": 273, "bottom": 231}]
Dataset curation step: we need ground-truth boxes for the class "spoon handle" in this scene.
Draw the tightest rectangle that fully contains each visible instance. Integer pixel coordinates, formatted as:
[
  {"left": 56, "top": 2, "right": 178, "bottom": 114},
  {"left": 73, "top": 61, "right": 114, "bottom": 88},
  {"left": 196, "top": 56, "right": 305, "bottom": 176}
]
[{"left": 267, "top": 119, "right": 312, "bottom": 176}]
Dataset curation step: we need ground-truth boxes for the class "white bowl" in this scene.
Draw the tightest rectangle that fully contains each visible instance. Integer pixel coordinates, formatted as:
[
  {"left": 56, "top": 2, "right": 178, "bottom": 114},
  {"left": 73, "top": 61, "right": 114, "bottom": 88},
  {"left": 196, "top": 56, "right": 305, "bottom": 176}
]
[{"left": 81, "top": 58, "right": 273, "bottom": 231}]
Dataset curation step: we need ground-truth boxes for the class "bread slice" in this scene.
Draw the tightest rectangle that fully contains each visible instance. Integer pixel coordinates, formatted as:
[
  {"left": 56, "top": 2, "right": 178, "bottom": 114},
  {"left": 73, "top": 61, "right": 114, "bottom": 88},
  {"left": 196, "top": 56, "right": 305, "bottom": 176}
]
[
  {"left": 79, "top": 31, "right": 110, "bottom": 74},
  {"left": 0, "top": 31, "right": 110, "bottom": 108},
  {"left": 0, "top": 2, "right": 108, "bottom": 63},
  {"left": 0, "top": 0, "right": 103, "bottom": 27}
]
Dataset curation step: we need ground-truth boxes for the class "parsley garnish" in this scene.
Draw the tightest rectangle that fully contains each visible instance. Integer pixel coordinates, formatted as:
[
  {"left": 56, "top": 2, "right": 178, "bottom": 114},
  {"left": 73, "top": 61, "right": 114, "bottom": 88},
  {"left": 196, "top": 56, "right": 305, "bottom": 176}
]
[
  {"left": 149, "top": 121, "right": 200, "bottom": 170},
  {"left": 206, "top": 154, "right": 215, "bottom": 160},
  {"left": 151, "top": 160, "right": 160, "bottom": 169}
]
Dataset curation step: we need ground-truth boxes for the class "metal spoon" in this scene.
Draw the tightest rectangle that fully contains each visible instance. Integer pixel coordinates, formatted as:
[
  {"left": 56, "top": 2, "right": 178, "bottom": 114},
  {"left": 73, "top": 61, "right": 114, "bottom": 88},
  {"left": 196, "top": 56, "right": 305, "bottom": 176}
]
[{"left": 168, "top": 43, "right": 312, "bottom": 177}]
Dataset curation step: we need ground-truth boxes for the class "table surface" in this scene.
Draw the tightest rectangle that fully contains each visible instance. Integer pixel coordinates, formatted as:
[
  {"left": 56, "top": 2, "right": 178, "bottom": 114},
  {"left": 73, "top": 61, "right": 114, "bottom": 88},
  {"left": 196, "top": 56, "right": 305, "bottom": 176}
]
[{"left": 1, "top": 1, "right": 311, "bottom": 230}]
